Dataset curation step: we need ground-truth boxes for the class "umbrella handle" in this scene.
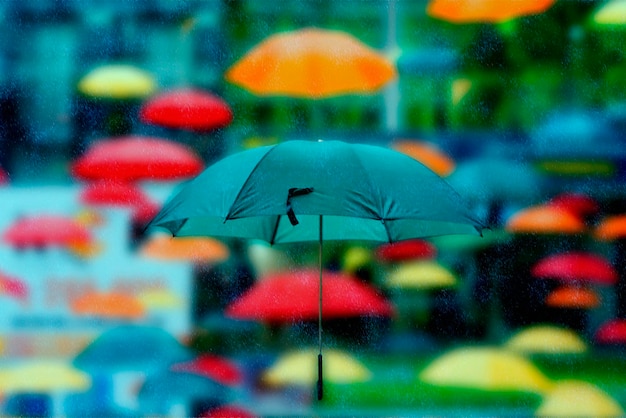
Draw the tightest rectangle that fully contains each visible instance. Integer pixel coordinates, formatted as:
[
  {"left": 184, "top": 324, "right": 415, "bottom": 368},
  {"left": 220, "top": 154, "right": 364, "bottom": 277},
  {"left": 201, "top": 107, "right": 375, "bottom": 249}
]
[{"left": 317, "top": 353, "right": 323, "bottom": 400}]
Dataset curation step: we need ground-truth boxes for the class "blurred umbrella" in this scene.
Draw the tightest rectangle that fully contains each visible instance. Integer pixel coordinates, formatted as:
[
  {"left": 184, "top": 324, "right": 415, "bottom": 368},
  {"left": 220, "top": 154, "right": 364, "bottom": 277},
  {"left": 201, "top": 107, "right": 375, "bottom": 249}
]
[
  {"left": 531, "top": 109, "right": 620, "bottom": 177},
  {"left": 147, "top": 139, "right": 484, "bottom": 400},
  {"left": 138, "top": 369, "right": 231, "bottom": 415},
  {"left": 545, "top": 286, "right": 600, "bottom": 309},
  {"left": 200, "top": 405, "right": 257, "bottom": 418},
  {"left": 171, "top": 354, "right": 243, "bottom": 387},
  {"left": 0, "top": 360, "right": 91, "bottom": 393},
  {"left": 225, "top": 268, "right": 394, "bottom": 323},
  {"left": 591, "top": 0, "right": 626, "bottom": 26},
  {"left": 390, "top": 140, "right": 455, "bottom": 177},
  {"left": 77, "top": 64, "right": 156, "bottom": 100},
  {"left": 593, "top": 215, "right": 626, "bottom": 319},
  {"left": 505, "top": 205, "right": 586, "bottom": 235},
  {"left": 504, "top": 325, "right": 587, "bottom": 355},
  {"left": 595, "top": 319, "right": 626, "bottom": 345},
  {"left": 139, "top": 233, "right": 230, "bottom": 264},
  {"left": 547, "top": 192, "right": 599, "bottom": 219},
  {"left": 535, "top": 380, "right": 625, "bottom": 417},
  {"left": 342, "top": 246, "right": 373, "bottom": 274},
  {"left": 246, "top": 240, "right": 294, "bottom": 278},
  {"left": 531, "top": 252, "right": 618, "bottom": 285},
  {"left": 70, "top": 135, "right": 204, "bottom": 182},
  {"left": 139, "top": 88, "right": 233, "bottom": 132},
  {"left": 137, "top": 288, "right": 183, "bottom": 310},
  {"left": 594, "top": 214, "right": 626, "bottom": 241},
  {"left": 2, "top": 214, "right": 93, "bottom": 249},
  {"left": 225, "top": 27, "right": 396, "bottom": 98},
  {"left": 0, "top": 271, "right": 28, "bottom": 301},
  {"left": 70, "top": 291, "right": 146, "bottom": 320},
  {"left": 375, "top": 239, "right": 437, "bottom": 263},
  {"left": 429, "top": 228, "right": 511, "bottom": 253},
  {"left": 262, "top": 348, "right": 371, "bottom": 386},
  {"left": 73, "top": 324, "right": 194, "bottom": 373},
  {"left": 448, "top": 157, "right": 547, "bottom": 227},
  {"left": 426, "top": 0, "right": 555, "bottom": 23},
  {"left": 0, "top": 167, "right": 8, "bottom": 184},
  {"left": 386, "top": 260, "right": 457, "bottom": 290},
  {"left": 419, "top": 346, "right": 553, "bottom": 393},
  {"left": 79, "top": 180, "right": 160, "bottom": 224}
]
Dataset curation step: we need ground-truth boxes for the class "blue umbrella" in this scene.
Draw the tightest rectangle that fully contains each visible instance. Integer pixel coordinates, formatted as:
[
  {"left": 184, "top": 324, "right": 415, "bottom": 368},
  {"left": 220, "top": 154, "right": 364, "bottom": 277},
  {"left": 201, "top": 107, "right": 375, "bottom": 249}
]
[{"left": 148, "top": 139, "right": 484, "bottom": 399}]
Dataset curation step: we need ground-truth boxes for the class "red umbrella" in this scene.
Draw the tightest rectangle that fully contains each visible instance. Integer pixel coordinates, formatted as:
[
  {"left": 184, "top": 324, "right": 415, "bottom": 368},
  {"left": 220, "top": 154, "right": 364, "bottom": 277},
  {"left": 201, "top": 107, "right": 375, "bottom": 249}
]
[
  {"left": 70, "top": 135, "right": 204, "bottom": 182},
  {"left": 225, "top": 269, "right": 394, "bottom": 323},
  {"left": 374, "top": 239, "right": 437, "bottom": 263},
  {"left": 139, "top": 88, "right": 233, "bottom": 132},
  {"left": 2, "top": 215, "right": 93, "bottom": 249},
  {"left": 200, "top": 405, "right": 256, "bottom": 418},
  {"left": 79, "top": 181, "right": 160, "bottom": 224},
  {"left": 531, "top": 252, "right": 618, "bottom": 285},
  {"left": 595, "top": 319, "right": 626, "bottom": 345},
  {"left": 547, "top": 192, "right": 599, "bottom": 218},
  {"left": 170, "top": 355, "right": 243, "bottom": 387},
  {"left": 0, "top": 271, "right": 28, "bottom": 300}
]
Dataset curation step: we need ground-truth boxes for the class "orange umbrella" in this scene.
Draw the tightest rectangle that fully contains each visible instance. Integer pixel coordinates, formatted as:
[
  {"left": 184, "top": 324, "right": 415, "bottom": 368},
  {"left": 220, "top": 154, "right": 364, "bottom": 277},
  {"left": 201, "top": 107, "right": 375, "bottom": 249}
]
[
  {"left": 505, "top": 205, "right": 586, "bottom": 235},
  {"left": 594, "top": 215, "right": 626, "bottom": 241},
  {"left": 225, "top": 27, "right": 397, "bottom": 98},
  {"left": 390, "top": 140, "right": 455, "bottom": 177},
  {"left": 139, "top": 234, "right": 230, "bottom": 264},
  {"left": 70, "top": 291, "right": 145, "bottom": 319},
  {"left": 545, "top": 286, "right": 600, "bottom": 309},
  {"left": 426, "top": 0, "right": 556, "bottom": 23}
]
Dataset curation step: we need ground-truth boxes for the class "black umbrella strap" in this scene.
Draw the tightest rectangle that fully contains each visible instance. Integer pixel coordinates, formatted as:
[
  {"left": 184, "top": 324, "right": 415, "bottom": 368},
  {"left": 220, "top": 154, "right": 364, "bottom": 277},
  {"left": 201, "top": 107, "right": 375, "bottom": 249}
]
[{"left": 286, "top": 187, "right": 314, "bottom": 225}]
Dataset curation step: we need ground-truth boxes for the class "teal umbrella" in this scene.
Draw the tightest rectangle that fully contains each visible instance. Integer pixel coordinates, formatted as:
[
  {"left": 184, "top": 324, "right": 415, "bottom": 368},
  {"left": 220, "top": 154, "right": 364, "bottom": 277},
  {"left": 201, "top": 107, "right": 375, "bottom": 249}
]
[{"left": 148, "top": 139, "right": 484, "bottom": 399}]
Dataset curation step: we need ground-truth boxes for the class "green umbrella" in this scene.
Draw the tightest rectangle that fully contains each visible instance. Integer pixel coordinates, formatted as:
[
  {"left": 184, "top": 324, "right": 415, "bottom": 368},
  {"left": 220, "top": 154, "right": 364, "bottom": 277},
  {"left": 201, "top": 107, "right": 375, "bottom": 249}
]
[{"left": 148, "top": 139, "right": 484, "bottom": 399}]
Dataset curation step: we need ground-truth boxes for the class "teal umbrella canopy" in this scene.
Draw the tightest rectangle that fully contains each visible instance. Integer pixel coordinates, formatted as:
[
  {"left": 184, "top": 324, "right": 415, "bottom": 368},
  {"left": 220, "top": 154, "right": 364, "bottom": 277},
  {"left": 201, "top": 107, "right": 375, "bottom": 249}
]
[
  {"left": 148, "top": 139, "right": 484, "bottom": 400},
  {"left": 73, "top": 325, "right": 195, "bottom": 374},
  {"left": 149, "top": 140, "right": 484, "bottom": 242}
]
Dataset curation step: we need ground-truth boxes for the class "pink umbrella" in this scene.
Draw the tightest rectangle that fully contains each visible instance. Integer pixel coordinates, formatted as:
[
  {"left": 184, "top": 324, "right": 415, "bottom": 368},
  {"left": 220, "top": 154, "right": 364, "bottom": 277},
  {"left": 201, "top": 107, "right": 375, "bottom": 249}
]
[
  {"left": 595, "top": 319, "right": 626, "bottom": 345},
  {"left": 0, "top": 271, "right": 28, "bottom": 300}
]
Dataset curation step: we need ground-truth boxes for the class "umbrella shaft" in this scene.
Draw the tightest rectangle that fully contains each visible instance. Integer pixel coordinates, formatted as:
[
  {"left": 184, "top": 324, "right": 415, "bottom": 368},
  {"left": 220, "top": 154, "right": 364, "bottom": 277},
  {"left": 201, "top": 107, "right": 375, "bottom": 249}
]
[{"left": 318, "top": 215, "right": 323, "bottom": 355}]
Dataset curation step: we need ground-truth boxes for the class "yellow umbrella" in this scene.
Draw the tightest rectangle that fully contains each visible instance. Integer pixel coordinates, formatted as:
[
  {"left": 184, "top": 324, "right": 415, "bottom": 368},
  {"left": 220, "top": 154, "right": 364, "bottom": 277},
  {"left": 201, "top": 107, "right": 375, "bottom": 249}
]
[
  {"left": 78, "top": 64, "right": 156, "bottom": 99},
  {"left": 505, "top": 325, "right": 588, "bottom": 355},
  {"left": 387, "top": 260, "right": 457, "bottom": 290},
  {"left": 535, "top": 380, "right": 625, "bottom": 417},
  {"left": 419, "top": 346, "right": 553, "bottom": 393},
  {"left": 0, "top": 360, "right": 91, "bottom": 393},
  {"left": 341, "top": 246, "right": 373, "bottom": 274},
  {"left": 138, "top": 288, "right": 183, "bottom": 310},
  {"left": 591, "top": 0, "right": 626, "bottom": 25},
  {"left": 225, "top": 27, "right": 397, "bottom": 99},
  {"left": 139, "top": 233, "right": 230, "bottom": 264},
  {"left": 262, "top": 348, "right": 372, "bottom": 386}
]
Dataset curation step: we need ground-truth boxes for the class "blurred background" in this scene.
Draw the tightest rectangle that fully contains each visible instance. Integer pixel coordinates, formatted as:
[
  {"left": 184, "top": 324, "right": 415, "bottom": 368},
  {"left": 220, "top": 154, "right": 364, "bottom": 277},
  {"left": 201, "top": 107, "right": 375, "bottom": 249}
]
[{"left": 1, "top": 0, "right": 626, "bottom": 416}]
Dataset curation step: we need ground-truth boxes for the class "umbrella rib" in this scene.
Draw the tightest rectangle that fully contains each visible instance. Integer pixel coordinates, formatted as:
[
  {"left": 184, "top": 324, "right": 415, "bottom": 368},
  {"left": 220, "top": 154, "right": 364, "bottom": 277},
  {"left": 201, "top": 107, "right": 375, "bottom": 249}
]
[
  {"left": 269, "top": 215, "right": 282, "bottom": 245},
  {"left": 223, "top": 146, "right": 279, "bottom": 221}
]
